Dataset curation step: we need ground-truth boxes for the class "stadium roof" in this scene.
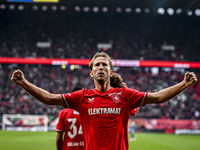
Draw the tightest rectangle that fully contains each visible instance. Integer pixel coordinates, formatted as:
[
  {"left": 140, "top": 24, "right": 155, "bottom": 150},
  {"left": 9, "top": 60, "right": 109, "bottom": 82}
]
[
  {"left": 1, "top": 0, "right": 200, "bottom": 9},
  {"left": 64, "top": 0, "right": 200, "bottom": 8}
]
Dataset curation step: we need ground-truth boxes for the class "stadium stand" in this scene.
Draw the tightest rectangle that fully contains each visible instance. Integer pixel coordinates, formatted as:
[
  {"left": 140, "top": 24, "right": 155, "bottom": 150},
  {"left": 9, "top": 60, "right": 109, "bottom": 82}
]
[{"left": 0, "top": 11, "right": 200, "bottom": 61}]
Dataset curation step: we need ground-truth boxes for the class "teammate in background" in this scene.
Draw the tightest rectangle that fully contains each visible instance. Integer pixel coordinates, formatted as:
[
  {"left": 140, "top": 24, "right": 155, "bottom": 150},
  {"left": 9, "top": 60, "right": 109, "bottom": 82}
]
[
  {"left": 110, "top": 72, "right": 128, "bottom": 88},
  {"left": 129, "top": 107, "right": 140, "bottom": 142},
  {"left": 110, "top": 73, "right": 139, "bottom": 116},
  {"left": 129, "top": 119, "right": 136, "bottom": 142},
  {"left": 56, "top": 108, "right": 84, "bottom": 150},
  {"left": 56, "top": 87, "right": 84, "bottom": 150},
  {"left": 111, "top": 73, "right": 139, "bottom": 142},
  {"left": 11, "top": 52, "right": 197, "bottom": 150}
]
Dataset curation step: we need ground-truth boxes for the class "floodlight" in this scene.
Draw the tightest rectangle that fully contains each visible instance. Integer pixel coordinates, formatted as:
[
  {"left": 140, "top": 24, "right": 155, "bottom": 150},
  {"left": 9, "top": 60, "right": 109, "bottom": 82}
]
[
  {"left": 18, "top": 5, "right": 24, "bottom": 11},
  {"left": 60, "top": 6, "right": 67, "bottom": 11},
  {"left": 157, "top": 7, "right": 165, "bottom": 15},
  {"left": 135, "top": 7, "right": 141, "bottom": 13},
  {"left": 9, "top": 4, "right": 15, "bottom": 10},
  {"left": 176, "top": 8, "right": 182, "bottom": 14},
  {"left": 93, "top": 7, "right": 99, "bottom": 13},
  {"left": 195, "top": 9, "right": 200, "bottom": 16},
  {"left": 83, "top": 6, "right": 90, "bottom": 12},
  {"left": 75, "top": 6, "right": 81, "bottom": 12},
  {"left": 42, "top": 5, "right": 48, "bottom": 11},
  {"left": 186, "top": 9, "right": 193, "bottom": 16},
  {"left": 116, "top": 7, "right": 122, "bottom": 13},
  {"left": 167, "top": 8, "right": 174, "bottom": 15},
  {"left": 0, "top": 4, "right": 6, "bottom": 10},
  {"left": 102, "top": 7, "right": 108, "bottom": 12},
  {"left": 125, "top": 7, "right": 132, "bottom": 13},
  {"left": 144, "top": 8, "right": 150, "bottom": 14},
  {"left": 32, "top": 5, "right": 38, "bottom": 11},
  {"left": 52, "top": 5, "right": 57, "bottom": 11}
]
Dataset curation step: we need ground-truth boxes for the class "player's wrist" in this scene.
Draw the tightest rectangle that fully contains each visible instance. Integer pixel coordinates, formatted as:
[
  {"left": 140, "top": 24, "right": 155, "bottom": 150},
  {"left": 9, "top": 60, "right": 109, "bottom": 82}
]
[
  {"left": 180, "top": 80, "right": 189, "bottom": 90},
  {"left": 19, "top": 78, "right": 27, "bottom": 86}
]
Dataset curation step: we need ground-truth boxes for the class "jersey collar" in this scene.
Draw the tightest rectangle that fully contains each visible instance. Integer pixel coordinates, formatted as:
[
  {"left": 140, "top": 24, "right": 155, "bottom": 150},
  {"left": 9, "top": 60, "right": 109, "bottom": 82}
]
[{"left": 94, "top": 87, "right": 114, "bottom": 95}]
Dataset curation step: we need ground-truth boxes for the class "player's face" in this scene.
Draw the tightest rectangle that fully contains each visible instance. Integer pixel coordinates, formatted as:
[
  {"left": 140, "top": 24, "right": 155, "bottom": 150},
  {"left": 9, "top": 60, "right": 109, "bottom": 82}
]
[{"left": 90, "top": 57, "right": 113, "bottom": 83}]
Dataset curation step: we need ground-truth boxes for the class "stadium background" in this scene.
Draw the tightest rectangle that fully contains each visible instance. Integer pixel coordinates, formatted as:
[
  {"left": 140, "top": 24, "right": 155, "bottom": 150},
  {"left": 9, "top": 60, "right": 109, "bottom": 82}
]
[{"left": 0, "top": 0, "right": 200, "bottom": 149}]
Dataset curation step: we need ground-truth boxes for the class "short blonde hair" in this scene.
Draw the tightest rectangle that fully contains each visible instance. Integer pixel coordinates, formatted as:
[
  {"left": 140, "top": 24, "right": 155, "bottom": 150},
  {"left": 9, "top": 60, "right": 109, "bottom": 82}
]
[{"left": 89, "top": 52, "right": 113, "bottom": 71}]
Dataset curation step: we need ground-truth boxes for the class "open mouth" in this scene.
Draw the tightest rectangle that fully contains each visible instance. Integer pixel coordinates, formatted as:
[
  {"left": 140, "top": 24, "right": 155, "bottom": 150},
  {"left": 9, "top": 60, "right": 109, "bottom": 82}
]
[{"left": 98, "top": 72, "right": 104, "bottom": 77}]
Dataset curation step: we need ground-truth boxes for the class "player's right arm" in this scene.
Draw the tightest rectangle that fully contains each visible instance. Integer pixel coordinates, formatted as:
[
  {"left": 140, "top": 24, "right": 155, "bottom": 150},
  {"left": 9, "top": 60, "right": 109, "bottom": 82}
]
[
  {"left": 11, "top": 69, "right": 66, "bottom": 106},
  {"left": 56, "top": 132, "right": 64, "bottom": 150}
]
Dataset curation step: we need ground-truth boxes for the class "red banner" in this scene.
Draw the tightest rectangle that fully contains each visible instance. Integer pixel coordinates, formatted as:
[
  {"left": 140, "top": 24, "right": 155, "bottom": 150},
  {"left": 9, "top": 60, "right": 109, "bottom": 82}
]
[
  {"left": 142, "top": 119, "right": 200, "bottom": 130},
  {"left": 0, "top": 57, "right": 200, "bottom": 68},
  {"left": 0, "top": 57, "right": 91, "bottom": 66}
]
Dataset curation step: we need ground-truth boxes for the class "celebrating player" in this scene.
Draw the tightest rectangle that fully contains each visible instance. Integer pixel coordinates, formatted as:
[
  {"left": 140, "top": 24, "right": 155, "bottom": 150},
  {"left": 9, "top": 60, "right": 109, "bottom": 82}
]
[
  {"left": 11, "top": 52, "right": 197, "bottom": 150},
  {"left": 56, "top": 73, "right": 136, "bottom": 150}
]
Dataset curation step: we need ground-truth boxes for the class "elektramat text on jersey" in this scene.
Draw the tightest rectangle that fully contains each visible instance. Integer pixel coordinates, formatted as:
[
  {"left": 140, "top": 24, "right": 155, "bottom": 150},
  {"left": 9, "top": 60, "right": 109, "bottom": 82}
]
[{"left": 88, "top": 107, "right": 121, "bottom": 115}]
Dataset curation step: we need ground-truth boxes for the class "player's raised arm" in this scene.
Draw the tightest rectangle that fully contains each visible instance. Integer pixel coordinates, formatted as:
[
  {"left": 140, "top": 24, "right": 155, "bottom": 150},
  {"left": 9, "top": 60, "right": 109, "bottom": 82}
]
[
  {"left": 11, "top": 69, "right": 65, "bottom": 106},
  {"left": 145, "top": 72, "right": 197, "bottom": 104}
]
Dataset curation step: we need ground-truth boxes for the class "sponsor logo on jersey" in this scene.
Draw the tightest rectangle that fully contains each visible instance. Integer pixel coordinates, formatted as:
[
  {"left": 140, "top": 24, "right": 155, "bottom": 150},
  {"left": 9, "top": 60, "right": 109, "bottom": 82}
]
[
  {"left": 88, "top": 107, "right": 121, "bottom": 115},
  {"left": 88, "top": 97, "right": 95, "bottom": 102}
]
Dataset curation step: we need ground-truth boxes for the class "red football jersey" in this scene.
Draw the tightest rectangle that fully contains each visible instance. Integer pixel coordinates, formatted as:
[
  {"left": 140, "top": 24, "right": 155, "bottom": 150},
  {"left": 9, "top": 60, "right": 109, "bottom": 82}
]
[
  {"left": 56, "top": 108, "right": 84, "bottom": 150},
  {"left": 61, "top": 87, "right": 147, "bottom": 150}
]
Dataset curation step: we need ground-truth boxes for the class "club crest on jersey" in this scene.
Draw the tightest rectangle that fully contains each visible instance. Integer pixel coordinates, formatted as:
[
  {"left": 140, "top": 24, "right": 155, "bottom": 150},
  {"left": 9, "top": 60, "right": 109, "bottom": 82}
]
[
  {"left": 111, "top": 94, "right": 120, "bottom": 103},
  {"left": 109, "top": 92, "right": 121, "bottom": 103}
]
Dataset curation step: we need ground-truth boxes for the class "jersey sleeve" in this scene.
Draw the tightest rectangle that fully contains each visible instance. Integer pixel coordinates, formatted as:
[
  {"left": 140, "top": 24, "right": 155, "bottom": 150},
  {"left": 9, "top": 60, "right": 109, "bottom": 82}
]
[
  {"left": 61, "top": 89, "right": 84, "bottom": 111},
  {"left": 130, "top": 107, "right": 139, "bottom": 116},
  {"left": 56, "top": 110, "right": 65, "bottom": 132},
  {"left": 124, "top": 87, "right": 148, "bottom": 110}
]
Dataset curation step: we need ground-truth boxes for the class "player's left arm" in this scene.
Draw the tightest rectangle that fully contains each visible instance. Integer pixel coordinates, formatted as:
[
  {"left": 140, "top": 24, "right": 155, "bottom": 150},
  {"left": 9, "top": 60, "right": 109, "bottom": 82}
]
[
  {"left": 145, "top": 72, "right": 197, "bottom": 104},
  {"left": 130, "top": 107, "right": 140, "bottom": 116},
  {"left": 56, "top": 132, "right": 63, "bottom": 150}
]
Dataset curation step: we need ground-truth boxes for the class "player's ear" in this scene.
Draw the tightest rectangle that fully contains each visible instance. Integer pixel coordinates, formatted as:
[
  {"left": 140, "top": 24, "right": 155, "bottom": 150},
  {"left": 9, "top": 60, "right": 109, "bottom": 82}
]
[
  {"left": 110, "top": 70, "right": 114, "bottom": 77},
  {"left": 90, "top": 70, "right": 94, "bottom": 77}
]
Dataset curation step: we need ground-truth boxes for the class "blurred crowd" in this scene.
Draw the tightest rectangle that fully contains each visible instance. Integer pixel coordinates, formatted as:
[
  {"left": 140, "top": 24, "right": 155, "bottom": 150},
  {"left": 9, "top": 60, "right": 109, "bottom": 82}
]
[
  {"left": 0, "top": 10, "right": 200, "bottom": 61},
  {"left": 0, "top": 10, "right": 200, "bottom": 124}
]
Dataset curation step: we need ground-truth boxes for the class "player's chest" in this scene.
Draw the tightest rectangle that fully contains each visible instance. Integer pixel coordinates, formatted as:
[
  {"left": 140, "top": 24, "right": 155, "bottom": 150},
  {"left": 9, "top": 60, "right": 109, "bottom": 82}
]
[
  {"left": 81, "top": 92, "right": 127, "bottom": 108},
  {"left": 79, "top": 92, "right": 130, "bottom": 116}
]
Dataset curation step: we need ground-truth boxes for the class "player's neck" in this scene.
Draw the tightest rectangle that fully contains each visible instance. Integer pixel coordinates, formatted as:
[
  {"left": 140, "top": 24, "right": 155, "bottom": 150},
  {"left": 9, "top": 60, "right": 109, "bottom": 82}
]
[{"left": 94, "top": 80, "right": 111, "bottom": 92}]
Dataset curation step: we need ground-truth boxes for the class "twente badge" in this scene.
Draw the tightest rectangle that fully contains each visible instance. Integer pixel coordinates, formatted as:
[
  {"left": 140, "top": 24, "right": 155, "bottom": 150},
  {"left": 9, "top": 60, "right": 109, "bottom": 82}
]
[{"left": 111, "top": 94, "right": 120, "bottom": 103}]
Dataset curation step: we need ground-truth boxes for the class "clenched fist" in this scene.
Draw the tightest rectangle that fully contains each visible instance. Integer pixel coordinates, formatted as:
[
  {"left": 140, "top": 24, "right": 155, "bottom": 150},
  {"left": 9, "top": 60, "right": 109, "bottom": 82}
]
[
  {"left": 11, "top": 69, "right": 25, "bottom": 86},
  {"left": 184, "top": 72, "right": 197, "bottom": 87}
]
